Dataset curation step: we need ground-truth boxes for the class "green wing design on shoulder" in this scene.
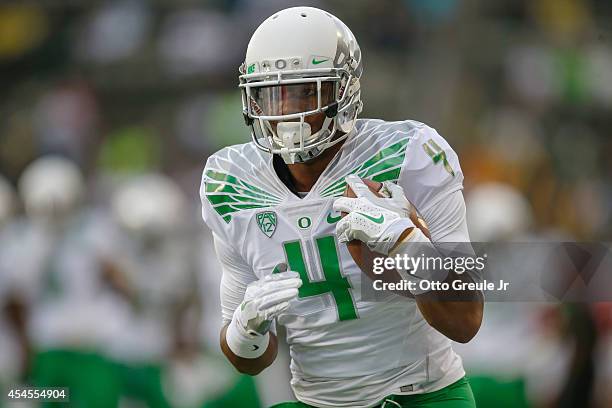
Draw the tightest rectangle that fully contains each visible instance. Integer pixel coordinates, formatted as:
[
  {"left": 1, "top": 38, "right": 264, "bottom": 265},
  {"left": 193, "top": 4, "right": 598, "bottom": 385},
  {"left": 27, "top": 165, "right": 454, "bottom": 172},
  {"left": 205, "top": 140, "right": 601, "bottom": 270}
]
[
  {"left": 320, "top": 137, "right": 410, "bottom": 197},
  {"left": 204, "top": 169, "right": 282, "bottom": 223}
]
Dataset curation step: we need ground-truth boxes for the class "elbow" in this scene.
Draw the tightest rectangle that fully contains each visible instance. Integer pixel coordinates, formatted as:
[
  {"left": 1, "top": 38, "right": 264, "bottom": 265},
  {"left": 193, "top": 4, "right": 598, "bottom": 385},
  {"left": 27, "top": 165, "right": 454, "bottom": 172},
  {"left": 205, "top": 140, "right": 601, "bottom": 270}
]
[
  {"left": 220, "top": 344, "right": 267, "bottom": 376},
  {"left": 221, "top": 348, "right": 267, "bottom": 376},
  {"left": 236, "top": 365, "right": 265, "bottom": 376},
  {"left": 428, "top": 303, "right": 482, "bottom": 344},
  {"left": 451, "top": 308, "right": 483, "bottom": 344},
  {"left": 452, "top": 327, "right": 478, "bottom": 344}
]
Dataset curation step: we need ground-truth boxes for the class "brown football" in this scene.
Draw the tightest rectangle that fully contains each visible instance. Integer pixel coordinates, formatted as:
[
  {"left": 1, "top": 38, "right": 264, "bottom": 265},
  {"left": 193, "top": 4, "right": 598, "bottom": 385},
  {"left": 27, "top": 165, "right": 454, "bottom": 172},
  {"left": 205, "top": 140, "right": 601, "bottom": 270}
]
[{"left": 342, "top": 178, "right": 430, "bottom": 296}]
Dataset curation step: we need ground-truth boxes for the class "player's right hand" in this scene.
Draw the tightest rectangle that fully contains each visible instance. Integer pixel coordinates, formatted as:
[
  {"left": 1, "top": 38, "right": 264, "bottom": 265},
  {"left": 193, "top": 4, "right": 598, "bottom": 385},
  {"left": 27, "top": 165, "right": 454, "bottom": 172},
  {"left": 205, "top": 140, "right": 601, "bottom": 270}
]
[
  {"left": 345, "top": 174, "right": 412, "bottom": 217},
  {"left": 334, "top": 195, "right": 414, "bottom": 255},
  {"left": 237, "top": 271, "right": 302, "bottom": 336}
]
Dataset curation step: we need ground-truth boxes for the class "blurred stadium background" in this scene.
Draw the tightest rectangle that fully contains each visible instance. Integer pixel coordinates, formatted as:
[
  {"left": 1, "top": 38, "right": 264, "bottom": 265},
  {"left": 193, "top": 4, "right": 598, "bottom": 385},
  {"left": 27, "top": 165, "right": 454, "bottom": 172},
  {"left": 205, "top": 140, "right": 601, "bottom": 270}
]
[{"left": 1, "top": 0, "right": 611, "bottom": 407}]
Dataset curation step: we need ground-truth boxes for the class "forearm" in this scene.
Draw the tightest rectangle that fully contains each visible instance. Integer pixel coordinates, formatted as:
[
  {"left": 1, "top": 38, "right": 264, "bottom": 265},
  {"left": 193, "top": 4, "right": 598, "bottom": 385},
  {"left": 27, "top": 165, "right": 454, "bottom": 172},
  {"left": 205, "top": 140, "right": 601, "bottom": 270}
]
[
  {"left": 220, "top": 323, "right": 278, "bottom": 375},
  {"left": 415, "top": 272, "right": 483, "bottom": 343},
  {"left": 213, "top": 234, "right": 280, "bottom": 375},
  {"left": 382, "top": 241, "right": 483, "bottom": 341},
  {"left": 403, "top": 191, "right": 483, "bottom": 342},
  {"left": 390, "top": 227, "right": 483, "bottom": 342}
]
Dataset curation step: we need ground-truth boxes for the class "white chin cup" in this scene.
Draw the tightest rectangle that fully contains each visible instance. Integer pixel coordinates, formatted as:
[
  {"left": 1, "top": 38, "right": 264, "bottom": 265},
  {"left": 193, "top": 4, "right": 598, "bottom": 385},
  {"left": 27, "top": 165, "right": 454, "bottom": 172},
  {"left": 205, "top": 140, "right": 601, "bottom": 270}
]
[
  {"left": 276, "top": 121, "right": 313, "bottom": 149},
  {"left": 274, "top": 118, "right": 334, "bottom": 164},
  {"left": 276, "top": 121, "right": 316, "bottom": 164}
]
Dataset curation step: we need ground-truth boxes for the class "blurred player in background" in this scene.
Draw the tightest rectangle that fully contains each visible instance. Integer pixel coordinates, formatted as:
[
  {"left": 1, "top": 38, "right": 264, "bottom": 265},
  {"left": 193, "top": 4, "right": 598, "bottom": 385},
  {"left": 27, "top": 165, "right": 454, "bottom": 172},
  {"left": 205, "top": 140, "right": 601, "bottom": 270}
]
[
  {"left": 6, "top": 161, "right": 262, "bottom": 408},
  {"left": 458, "top": 183, "right": 540, "bottom": 408},
  {"left": 13, "top": 156, "right": 129, "bottom": 408},
  {"left": 110, "top": 174, "right": 261, "bottom": 408},
  {"left": 459, "top": 183, "right": 604, "bottom": 408},
  {"left": 201, "top": 7, "right": 482, "bottom": 408}
]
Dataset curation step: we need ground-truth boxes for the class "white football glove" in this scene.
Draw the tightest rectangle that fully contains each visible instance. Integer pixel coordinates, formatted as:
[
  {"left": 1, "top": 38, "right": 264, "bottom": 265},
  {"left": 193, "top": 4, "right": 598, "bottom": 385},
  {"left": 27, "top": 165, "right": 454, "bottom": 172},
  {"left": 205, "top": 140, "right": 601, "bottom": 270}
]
[
  {"left": 226, "top": 269, "right": 302, "bottom": 358},
  {"left": 333, "top": 195, "right": 415, "bottom": 255},
  {"left": 345, "top": 174, "right": 412, "bottom": 217},
  {"left": 340, "top": 176, "right": 447, "bottom": 295}
]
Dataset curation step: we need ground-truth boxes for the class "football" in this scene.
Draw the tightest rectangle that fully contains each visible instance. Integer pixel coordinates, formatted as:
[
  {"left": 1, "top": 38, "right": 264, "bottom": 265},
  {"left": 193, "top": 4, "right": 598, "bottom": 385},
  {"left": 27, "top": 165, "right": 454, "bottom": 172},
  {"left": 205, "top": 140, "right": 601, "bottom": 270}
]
[{"left": 342, "top": 178, "right": 430, "bottom": 294}]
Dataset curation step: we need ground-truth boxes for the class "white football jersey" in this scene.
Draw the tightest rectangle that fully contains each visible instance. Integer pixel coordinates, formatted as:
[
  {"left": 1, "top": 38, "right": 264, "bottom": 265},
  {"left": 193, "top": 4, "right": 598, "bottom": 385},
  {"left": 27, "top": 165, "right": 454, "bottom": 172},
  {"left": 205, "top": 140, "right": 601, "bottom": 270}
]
[{"left": 200, "top": 119, "right": 467, "bottom": 408}]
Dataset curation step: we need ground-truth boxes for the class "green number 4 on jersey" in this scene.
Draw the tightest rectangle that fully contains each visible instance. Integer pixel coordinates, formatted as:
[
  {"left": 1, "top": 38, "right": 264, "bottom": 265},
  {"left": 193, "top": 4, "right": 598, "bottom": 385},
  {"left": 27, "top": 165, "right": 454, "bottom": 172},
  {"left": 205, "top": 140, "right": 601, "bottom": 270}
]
[
  {"left": 273, "top": 236, "right": 358, "bottom": 321},
  {"left": 422, "top": 138, "right": 455, "bottom": 177}
]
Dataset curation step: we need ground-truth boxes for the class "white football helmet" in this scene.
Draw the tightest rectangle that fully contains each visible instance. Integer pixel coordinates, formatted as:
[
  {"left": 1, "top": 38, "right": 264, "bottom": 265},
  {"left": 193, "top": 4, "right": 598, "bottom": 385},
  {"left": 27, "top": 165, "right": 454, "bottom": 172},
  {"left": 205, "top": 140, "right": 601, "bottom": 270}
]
[
  {"left": 466, "top": 183, "right": 533, "bottom": 242},
  {"left": 18, "top": 156, "right": 84, "bottom": 222},
  {"left": 111, "top": 174, "right": 187, "bottom": 237},
  {"left": 239, "top": 6, "right": 363, "bottom": 164}
]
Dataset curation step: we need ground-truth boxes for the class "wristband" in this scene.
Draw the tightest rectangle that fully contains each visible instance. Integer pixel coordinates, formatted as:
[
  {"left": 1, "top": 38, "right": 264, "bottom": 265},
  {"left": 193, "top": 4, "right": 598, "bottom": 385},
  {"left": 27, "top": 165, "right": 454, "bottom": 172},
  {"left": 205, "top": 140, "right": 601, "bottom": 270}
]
[
  {"left": 226, "top": 318, "right": 270, "bottom": 359},
  {"left": 389, "top": 228, "right": 449, "bottom": 295},
  {"left": 367, "top": 217, "right": 415, "bottom": 255}
]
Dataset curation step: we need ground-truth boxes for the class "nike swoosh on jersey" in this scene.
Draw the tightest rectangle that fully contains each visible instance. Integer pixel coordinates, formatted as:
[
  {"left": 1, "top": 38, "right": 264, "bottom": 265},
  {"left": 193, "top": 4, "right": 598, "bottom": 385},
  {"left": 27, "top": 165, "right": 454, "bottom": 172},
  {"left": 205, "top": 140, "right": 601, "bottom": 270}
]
[
  {"left": 312, "top": 58, "right": 328, "bottom": 65},
  {"left": 356, "top": 212, "right": 385, "bottom": 224},
  {"left": 326, "top": 212, "right": 342, "bottom": 224}
]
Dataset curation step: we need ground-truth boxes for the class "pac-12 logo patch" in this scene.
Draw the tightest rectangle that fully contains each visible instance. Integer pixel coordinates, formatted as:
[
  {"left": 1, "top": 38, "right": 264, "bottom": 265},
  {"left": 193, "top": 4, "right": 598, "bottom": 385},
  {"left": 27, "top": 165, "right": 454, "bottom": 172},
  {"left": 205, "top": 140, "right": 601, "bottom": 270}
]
[{"left": 256, "top": 211, "right": 277, "bottom": 237}]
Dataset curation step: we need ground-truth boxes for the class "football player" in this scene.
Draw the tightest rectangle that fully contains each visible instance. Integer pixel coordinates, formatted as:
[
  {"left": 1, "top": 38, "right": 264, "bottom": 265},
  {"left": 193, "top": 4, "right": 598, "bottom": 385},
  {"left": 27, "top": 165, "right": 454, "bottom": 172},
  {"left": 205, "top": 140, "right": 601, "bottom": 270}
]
[{"left": 200, "top": 7, "right": 483, "bottom": 408}]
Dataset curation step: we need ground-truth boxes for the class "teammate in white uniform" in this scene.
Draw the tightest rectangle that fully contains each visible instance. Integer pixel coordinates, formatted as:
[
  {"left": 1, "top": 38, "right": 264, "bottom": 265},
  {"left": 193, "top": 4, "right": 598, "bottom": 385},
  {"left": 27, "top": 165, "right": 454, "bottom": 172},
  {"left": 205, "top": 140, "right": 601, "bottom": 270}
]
[{"left": 200, "top": 7, "right": 482, "bottom": 408}]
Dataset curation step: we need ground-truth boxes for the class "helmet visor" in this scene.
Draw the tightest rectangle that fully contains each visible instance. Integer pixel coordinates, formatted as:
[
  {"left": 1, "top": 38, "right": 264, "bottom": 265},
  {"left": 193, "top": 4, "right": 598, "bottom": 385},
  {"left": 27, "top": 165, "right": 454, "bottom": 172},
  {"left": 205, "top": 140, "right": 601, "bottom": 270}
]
[{"left": 249, "top": 81, "right": 335, "bottom": 116}]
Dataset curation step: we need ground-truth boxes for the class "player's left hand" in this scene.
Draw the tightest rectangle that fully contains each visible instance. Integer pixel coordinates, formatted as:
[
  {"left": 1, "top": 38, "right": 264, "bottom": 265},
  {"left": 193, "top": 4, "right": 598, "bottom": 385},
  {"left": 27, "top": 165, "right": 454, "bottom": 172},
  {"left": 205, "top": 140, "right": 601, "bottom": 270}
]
[{"left": 333, "top": 190, "right": 415, "bottom": 255}]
